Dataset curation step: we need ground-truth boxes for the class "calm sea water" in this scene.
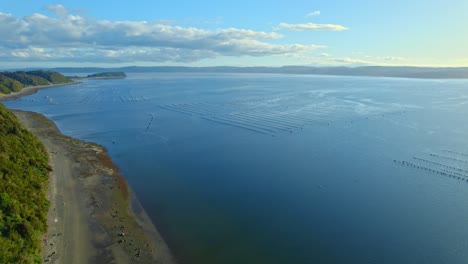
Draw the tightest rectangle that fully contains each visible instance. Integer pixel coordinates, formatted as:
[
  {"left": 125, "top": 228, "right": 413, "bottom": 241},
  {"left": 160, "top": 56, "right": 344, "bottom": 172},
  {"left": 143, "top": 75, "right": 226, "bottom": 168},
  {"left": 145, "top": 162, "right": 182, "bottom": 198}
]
[{"left": 5, "top": 73, "right": 468, "bottom": 264}]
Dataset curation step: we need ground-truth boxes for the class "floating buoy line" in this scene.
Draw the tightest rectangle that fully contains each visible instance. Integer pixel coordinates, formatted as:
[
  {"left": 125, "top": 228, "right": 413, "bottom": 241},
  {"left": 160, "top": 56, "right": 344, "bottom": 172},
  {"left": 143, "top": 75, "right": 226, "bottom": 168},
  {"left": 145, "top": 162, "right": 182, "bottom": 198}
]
[
  {"left": 393, "top": 149, "right": 468, "bottom": 182},
  {"left": 145, "top": 113, "right": 154, "bottom": 132}
]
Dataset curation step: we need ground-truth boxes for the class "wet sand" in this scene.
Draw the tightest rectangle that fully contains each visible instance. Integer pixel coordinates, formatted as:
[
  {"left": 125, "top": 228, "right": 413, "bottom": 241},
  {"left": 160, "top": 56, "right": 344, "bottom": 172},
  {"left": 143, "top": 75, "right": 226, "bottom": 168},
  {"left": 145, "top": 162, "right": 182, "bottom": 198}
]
[
  {"left": 0, "top": 82, "right": 79, "bottom": 102},
  {"left": 12, "top": 110, "right": 176, "bottom": 264}
]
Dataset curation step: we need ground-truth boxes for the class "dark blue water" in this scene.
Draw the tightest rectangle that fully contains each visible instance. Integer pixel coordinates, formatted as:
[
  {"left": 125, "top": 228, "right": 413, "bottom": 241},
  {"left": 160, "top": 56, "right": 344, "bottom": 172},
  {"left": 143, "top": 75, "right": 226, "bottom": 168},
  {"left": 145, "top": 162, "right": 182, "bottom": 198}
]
[{"left": 5, "top": 73, "right": 468, "bottom": 263}]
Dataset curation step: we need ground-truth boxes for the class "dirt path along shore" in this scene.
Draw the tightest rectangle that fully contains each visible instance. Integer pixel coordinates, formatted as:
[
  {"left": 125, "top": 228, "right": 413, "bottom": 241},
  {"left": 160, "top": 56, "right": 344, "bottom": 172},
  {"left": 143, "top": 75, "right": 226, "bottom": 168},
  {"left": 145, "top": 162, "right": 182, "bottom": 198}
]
[{"left": 13, "top": 110, "right": 176, "bottom": 264}]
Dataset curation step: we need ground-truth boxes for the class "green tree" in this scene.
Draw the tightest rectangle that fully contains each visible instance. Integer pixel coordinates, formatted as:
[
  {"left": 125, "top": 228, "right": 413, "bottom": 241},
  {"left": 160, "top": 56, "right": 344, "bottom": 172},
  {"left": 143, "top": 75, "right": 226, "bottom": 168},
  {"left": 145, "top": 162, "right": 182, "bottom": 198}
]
[{"left": 0, "top": 104, "right": 51, "bottom": 263}]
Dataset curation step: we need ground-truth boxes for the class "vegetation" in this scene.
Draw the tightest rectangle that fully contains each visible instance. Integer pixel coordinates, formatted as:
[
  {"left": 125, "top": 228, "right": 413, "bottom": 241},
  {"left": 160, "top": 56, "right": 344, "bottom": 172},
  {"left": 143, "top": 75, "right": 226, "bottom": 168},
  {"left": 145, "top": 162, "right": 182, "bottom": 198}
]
[
  {"left": 0, "top": 74, "right": 23, "bottom": 95},
  {"left": 0, "top": 70, "right": 72, "bottom": 95},
  {"left": 0, "top": 104, "right": 51, "bottom": 263},
  {"left": 2, "top": 72, "right": 49, "bottom": 87},
  {"left": 27, "top": 70, "right": 71, "bottom": 84},
  {"left": 87, "top": 71, "right": 126, "bottom": 78}
]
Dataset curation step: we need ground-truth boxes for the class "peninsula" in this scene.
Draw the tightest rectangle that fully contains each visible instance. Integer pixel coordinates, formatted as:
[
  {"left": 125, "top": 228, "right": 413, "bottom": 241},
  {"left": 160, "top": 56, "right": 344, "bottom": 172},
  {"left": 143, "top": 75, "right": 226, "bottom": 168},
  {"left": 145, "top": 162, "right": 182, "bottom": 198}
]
[
  {"left": 0, "top": 70, "right": 72, "bottom": 95},
  {"left": 68, "top": 72, "right": 127, "bottom": 80},
  {"left": 0, "top": 71, "right": 77, "bottom": 102},
  {"left": 87, "top": 72, "right": 126, "bottom": 79}
]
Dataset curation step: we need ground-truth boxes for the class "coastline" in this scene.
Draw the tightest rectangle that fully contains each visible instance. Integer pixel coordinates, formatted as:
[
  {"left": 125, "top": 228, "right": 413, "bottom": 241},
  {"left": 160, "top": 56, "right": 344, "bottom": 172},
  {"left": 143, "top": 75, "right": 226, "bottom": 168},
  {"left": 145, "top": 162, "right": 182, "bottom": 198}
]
[
  {"left": 72, "top": 77, "right": 126, "bottom": 80},
  {"left": 11, "top": 109, "right": 177, "bottom": 264},
  {"left": 0, "top": 82, "right": 80, "bottom": 102}
]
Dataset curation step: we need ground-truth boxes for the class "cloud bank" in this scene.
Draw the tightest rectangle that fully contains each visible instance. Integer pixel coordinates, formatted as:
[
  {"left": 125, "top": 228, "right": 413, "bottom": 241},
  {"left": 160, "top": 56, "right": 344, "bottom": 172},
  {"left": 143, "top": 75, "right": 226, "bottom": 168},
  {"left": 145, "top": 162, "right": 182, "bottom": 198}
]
[
  {"left": 277, "top": 22, "right": 348, "bottom": 31},
  {"left": 0, "top": 5, "right": 324, "bottom": 63}
]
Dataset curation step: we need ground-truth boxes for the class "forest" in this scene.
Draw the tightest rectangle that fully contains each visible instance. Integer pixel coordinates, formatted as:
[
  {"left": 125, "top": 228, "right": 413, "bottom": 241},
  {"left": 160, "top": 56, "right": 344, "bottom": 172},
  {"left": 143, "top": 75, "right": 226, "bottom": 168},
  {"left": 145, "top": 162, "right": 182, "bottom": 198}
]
[
  {"left": 0, "top": 70, "right": 71, "bottom": 95},
  {"left": 87, "top": 71, "right": 126, "bottom": 78},
  {"left": 0, "top": 104, "right": 51, "bottom": 263}
]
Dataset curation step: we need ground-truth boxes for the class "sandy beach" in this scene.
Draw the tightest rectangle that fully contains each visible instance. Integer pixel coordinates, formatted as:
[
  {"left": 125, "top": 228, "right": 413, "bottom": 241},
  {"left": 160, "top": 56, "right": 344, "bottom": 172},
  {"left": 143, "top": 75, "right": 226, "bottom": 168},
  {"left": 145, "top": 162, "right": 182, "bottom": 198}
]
[
  {"left": 0, "top": 82, "right": 80, "bottom": 102},
  {"left": 12, "top": 110, "right": 176, "bottom": 264}
]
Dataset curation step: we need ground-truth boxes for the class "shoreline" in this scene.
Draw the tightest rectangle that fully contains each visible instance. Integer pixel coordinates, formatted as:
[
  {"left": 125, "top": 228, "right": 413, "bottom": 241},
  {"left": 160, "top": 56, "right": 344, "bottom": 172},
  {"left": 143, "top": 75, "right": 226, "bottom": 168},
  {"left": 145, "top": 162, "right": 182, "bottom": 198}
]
[
  {"left": 72, "top": 77, "right": 126, "bottom": 80},
  {"left": 0, "top": 82, "right": 80, "bottom": 102},
  {"left": 11, "top": 109, "right": 176, "bottom": 264}
]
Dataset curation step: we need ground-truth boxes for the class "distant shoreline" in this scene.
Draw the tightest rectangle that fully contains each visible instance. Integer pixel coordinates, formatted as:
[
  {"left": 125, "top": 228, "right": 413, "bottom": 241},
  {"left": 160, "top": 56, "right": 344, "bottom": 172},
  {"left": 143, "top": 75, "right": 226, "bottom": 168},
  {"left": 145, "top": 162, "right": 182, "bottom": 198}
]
[
  {"left": 0, "top": 82, "right": 80, "bottom": 102},
  {"left": 74, "top": 76, "right": 126, "bottom": 79},
  {"left": 69, "top": 71, "right": 127, "bottom": 80},
  {"left": 49, "top": 66, "right": 468, "bottom": 79}
]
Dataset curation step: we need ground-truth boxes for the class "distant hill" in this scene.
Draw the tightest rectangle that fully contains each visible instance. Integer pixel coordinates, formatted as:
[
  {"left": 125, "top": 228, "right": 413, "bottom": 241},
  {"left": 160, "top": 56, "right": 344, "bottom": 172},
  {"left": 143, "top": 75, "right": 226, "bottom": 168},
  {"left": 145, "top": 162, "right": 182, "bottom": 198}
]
[
  {"left": 87, "top": 72, "right": 126, "bottom": 78},
  {"left": 0, "top": 70, "right": 72, "bottom": 95},
  {"left": 50, "top": 66, "right": 468, "bottom": 79}
]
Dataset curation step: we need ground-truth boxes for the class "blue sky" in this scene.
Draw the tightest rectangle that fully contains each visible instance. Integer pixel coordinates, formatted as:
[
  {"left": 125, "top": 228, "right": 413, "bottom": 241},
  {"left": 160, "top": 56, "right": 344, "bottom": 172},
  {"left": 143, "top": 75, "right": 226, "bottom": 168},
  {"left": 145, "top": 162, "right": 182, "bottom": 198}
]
[{"left": 1, "top": 0, "right": 467, "bottom": 68}]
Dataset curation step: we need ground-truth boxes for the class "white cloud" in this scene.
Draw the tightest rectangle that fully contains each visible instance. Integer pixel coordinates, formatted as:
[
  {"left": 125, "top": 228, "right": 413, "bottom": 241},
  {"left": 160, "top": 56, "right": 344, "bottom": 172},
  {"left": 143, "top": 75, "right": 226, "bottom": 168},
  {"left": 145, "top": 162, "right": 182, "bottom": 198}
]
[
  {"left": 277, "top": 22, "right": 348, "bottom": 31},
  {"left": 364, "top": 55, "right": 407, "bottom": 61},
  {"left": 333, "top": 57, "right": 375, "bottom": 65},
  {"left": 320, "top": 53, "right": 331, "bottom": 57},
  {"left": 45, "top": 4, "right": 69, "bottom": 18},
  {"left": 306, "top": 11, "right": 321, "bottom": 17},
  {"left": 11, "top": 47, "right": 50, "bottom": 59},
  {"left": 383, "top": 56, "right": 406, "bottom": 61},
  {"left": 0, "top": 5, "right": 325, "bottom": 63},
  {"left": 328, "top": 55, "right": 409, "bottom": 66}
]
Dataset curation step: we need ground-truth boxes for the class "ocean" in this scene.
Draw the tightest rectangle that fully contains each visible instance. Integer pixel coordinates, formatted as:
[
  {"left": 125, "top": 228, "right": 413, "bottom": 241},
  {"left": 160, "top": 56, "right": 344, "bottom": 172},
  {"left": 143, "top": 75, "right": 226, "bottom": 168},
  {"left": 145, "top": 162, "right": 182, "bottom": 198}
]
[{"left": 5, "top": 73, "right": 468, "bottom": 264}]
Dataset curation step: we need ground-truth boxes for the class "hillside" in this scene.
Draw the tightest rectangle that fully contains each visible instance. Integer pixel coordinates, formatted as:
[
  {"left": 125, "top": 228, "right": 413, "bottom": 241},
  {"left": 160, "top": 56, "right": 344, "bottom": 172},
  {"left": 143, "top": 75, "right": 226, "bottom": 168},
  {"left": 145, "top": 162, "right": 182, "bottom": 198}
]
[
  {"left": 0, "top": 74, "right": 23, "bottom": 95},
  {"left": 0, "top": 104, "right": 51, "bottom": 263},
  {"left": 0, "top": 70, "right": 72, "bottom": 95}
]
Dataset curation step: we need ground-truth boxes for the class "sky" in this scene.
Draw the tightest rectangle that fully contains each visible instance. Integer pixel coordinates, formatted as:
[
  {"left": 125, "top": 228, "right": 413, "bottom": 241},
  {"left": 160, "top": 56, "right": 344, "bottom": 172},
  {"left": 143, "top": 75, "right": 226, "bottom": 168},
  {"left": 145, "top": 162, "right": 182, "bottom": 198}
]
[{"left": 1, "top": 0, "right": 468, "bottom": 68}]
